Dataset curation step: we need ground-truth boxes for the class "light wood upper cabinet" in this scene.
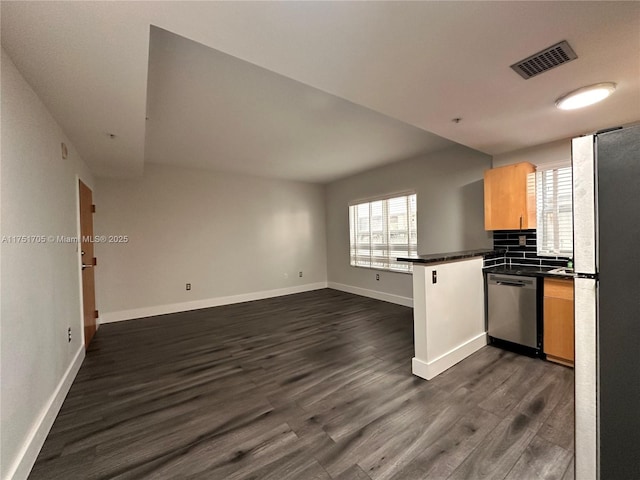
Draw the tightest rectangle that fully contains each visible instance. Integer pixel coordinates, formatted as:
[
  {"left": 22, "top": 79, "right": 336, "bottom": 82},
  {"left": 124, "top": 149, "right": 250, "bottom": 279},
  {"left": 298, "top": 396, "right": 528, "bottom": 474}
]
[
  {"left": 484, "top": 162, "right": 536, "bottom": 230},
  {"left": 543, "top": 278, "right": 574, "bottom": 367}
]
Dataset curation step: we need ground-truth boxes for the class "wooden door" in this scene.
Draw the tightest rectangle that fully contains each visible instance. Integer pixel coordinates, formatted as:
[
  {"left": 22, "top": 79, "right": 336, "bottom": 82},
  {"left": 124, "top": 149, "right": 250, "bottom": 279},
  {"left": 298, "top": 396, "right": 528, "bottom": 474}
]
[{"left": 79, "top": 180, "right": 97, "bottom": 348}]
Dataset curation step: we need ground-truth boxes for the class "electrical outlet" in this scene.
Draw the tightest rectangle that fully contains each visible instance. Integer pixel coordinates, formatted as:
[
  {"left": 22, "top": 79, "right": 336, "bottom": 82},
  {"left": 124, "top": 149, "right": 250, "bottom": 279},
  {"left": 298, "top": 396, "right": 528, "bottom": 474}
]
[
  {"left": 67, "top": 327, "right": 71, "bottom": 343},
  {"left": 186, "top": 283, "right": 191, "bottom": 291},
  {"left": 376, "top": 273, "right": 380, "bottom": 281},
  {"left": 299, "top": 271, "right": 303, "bottom": 278},
  {"left": 519, "top": 235, "right": 526, "bottom": 246}
]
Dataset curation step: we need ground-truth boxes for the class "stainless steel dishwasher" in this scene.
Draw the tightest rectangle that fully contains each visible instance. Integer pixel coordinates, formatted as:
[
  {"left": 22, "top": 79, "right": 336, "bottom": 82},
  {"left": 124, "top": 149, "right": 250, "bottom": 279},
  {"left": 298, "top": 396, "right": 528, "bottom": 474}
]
[{"left": 486, "top": 273, "right": 539, "bottom": 354}]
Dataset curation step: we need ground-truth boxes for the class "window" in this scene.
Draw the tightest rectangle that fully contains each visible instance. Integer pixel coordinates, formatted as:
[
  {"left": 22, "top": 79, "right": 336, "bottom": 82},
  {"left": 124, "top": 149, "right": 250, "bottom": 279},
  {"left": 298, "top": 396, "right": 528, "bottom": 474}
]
[
  {"left": 349, "top": 193, "right": 417, "bottom": 272},
  {"left": 536, "top": 166, "right": 573, "bottom": 256}
]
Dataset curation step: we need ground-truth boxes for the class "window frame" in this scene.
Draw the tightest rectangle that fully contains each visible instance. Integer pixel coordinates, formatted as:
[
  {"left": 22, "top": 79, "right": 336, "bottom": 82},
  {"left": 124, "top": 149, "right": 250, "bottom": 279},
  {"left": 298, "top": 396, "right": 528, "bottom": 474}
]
[
  {"left": 536, "top": 165, "right": 573, "bottom": 257},
  {"left": 348, "top": 192, "right": 417, "bottom": 273}
]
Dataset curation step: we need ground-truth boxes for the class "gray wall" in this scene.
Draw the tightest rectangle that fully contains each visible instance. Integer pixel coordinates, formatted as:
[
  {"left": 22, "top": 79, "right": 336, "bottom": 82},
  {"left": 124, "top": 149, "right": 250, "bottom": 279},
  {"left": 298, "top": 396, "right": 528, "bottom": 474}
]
[
  {"left": 326, "top": 144, "right": 492, "bottom": 301},
  {"left": 492, "top": 138, "right": 571, "bottom": 168},
  {"left": 1, "top": 49, "right": 95, "bottom": 478},
  {"left": 95, "top": 163, "right": 327, "bottom": 318}
]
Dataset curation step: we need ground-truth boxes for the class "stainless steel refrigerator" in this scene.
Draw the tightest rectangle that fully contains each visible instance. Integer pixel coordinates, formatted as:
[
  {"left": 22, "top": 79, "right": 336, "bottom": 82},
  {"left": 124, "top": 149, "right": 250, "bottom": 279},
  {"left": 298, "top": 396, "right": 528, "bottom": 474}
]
[{"left": 572, "top": 124, "right": 640, "bottom": 480}]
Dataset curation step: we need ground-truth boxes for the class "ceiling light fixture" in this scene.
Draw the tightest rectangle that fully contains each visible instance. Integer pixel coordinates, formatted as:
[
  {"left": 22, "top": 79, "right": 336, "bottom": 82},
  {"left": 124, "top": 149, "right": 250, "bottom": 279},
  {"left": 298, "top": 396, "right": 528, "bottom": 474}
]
[{"left": 555, "top": 82, "right": 616, "bottom": 110}]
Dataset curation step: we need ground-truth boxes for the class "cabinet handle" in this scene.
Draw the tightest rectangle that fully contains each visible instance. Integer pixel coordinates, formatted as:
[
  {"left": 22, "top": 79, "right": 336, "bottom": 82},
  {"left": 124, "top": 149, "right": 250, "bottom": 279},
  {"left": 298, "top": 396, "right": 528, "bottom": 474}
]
[{"left": 520, "top": 215, "right": 523, "bottom": 230}]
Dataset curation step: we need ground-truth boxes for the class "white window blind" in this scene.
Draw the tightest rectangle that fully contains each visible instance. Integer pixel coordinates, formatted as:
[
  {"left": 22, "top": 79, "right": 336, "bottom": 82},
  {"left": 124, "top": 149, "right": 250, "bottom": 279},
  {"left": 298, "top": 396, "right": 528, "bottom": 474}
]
[
  {"left": 536, "top": 167, "right": 573, "bottom": 256},
  {"left": 349, "top": 193, "right": 417, "bottom": 272}
]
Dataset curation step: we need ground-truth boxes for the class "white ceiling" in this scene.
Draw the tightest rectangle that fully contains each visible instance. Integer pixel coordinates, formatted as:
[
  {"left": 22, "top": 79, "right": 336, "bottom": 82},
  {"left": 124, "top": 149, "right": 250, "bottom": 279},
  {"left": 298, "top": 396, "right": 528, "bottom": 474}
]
[
  {"left": 145, "top": 27, "right": 453, "bottom": 183},
  {"left": 2, "top": 1, "right": 639, "bottom": 182}
]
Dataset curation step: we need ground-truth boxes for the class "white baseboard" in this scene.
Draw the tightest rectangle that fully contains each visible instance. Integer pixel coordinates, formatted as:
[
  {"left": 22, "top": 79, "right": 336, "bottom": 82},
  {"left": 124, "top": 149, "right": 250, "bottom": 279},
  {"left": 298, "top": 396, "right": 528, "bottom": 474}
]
[
  {"left": 100, "top": 282, "right": 329, "bottom": 323},
  {"left": 412, "top": 332, "right": 487, "bottom": 380},
  {"left": 8, "top": 346, "right": 85, "bottom": 480},
  {"left": 327, "top": 282, "right": 413, "bottom": 307}
]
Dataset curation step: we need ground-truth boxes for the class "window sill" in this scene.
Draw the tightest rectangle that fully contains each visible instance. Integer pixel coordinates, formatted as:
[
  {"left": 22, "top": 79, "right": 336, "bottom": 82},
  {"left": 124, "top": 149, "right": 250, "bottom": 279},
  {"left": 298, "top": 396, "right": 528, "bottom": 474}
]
[{"left": 350, "top": 265, "right": 412, "bottom": 275}]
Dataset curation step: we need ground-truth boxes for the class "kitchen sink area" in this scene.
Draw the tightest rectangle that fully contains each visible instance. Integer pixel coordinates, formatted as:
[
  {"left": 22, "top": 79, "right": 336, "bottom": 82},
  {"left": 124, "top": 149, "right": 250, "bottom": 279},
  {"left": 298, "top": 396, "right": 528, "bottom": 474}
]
[{"left": 547, "top": 267, "right": 575, "bottom": 276}]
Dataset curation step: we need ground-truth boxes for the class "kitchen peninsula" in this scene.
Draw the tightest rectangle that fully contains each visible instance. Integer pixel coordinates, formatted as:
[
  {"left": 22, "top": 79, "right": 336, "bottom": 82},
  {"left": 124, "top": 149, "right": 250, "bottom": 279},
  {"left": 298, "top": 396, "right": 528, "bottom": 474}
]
[{"left": 398, "top": 249, "right": 498, "bottom": 380}]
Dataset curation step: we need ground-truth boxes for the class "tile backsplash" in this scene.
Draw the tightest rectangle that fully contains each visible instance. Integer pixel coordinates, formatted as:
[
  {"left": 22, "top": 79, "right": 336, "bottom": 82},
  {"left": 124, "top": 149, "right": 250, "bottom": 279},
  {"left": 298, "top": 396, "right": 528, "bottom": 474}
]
[{"left": 484, "top": 229, "right": 572, "bottom": 269}]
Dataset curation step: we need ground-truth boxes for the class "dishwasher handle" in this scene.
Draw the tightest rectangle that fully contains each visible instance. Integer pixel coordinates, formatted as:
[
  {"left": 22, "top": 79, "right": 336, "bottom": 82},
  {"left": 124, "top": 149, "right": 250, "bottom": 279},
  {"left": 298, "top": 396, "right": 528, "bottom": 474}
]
[{"left": 496, "top": 280, "right": 526, "bottom": 287}]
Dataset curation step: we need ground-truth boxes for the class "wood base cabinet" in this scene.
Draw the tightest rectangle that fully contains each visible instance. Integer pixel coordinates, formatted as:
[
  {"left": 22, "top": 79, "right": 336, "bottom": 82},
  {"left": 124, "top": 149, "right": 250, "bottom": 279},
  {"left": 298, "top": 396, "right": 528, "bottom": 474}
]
[{"left": 543, "top": 278, "right": 574, "bottom": 367}]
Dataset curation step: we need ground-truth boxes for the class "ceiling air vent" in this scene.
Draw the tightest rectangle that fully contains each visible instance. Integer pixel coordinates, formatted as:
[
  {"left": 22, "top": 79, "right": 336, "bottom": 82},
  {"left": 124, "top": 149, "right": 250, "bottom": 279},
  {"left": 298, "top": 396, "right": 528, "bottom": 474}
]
[{"left": 510, "top": 40, "right": 578, "bottom": 79}]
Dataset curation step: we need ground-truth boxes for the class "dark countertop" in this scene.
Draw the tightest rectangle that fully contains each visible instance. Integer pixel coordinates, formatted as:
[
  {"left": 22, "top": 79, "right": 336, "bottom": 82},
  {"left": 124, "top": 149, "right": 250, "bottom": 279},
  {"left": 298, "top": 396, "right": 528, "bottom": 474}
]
[
  {"left": 483, "top": 265, "right": 575, "bottom": 280},
  {"left": 397, "top": 249, "right": 501, "bottom": 265}
]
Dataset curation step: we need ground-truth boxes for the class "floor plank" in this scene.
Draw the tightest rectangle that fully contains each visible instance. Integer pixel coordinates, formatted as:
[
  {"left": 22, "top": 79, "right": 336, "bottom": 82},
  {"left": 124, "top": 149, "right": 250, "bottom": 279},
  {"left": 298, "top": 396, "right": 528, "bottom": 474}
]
[
  {"left": 504, "top": 435, "right": 573, "bottom": 480},
  {"left": 28, "top": 289, "right": 574, "bottom": 479},
  {"left": 387, "top": 406, "right": 501, "bottom": 480},
  {"left": 561, "top": 456, "right": 575, "bottom": 480},
  {"left": 446, "top": 412, "right": 538, "bottom": 480}
]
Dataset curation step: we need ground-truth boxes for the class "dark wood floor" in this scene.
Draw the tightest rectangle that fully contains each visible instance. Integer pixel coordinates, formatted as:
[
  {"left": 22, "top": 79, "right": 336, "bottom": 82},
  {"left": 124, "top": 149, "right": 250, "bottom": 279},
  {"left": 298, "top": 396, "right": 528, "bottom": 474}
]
[{"left": 30, "top": 289, "right": 574, "bottom": 480}]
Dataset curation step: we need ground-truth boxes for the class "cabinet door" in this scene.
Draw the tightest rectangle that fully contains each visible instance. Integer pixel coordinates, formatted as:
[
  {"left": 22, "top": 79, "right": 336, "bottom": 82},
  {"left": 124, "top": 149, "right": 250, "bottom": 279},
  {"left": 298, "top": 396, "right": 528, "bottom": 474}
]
[
  {"left": 544, "top": 297, "right": 574, "bottom": 364},
  {"left": 484, "top": 162, "right": 536, "bottom": 230},
  {"left": 544, "top": 278, "right": 574, "bottom": 366}
]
